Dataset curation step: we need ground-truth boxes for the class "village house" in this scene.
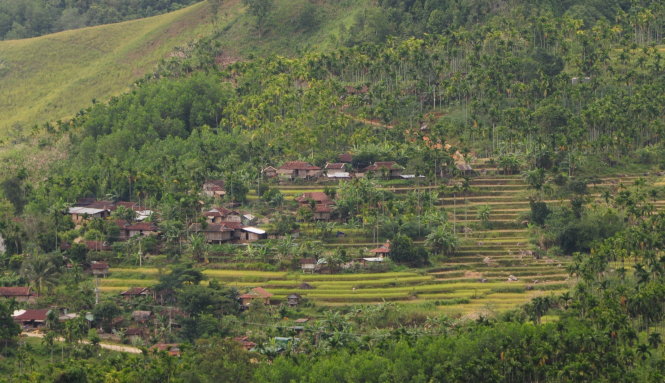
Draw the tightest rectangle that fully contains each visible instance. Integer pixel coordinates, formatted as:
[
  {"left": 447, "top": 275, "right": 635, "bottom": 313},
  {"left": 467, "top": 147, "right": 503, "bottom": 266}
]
[
  {"left": 68, "top": 201, "right": 114, "bottom": 224},
  {"left": 115, "top": 201, "right": 153, "bottom": 221},
  {"left": 68, "top": 199, "right": 154, "bottom": 224},
  {"left": 91, "top": 261, "right": 110, "bottom": 277},
  {"left": 277, "top": 161, "right": 322, "bottom": 180},
  {"left": 313, "top": 204, "right": 333, "bottom": 221},
  {"left": 261, "top": 166, "right": 278, "bottom": 178},
  {"left": 151, "top": 343, "right": 182, "bottom": 356},
  {"left": 361, "top": 241, "right": 391, "bottom": 265},
  {"left": 233, "top": 336, "right": 256, "bottom": 351},
  {"left": 132, "top": 310, "right": 153, "bottom": 324},
  {"left": 300, "top": 258, "right": 317, "bottom": 273},
  {"left": 295, "top": 192, "right": 333, "bottom": 206},
  {"left": 0, "top": 286, "right": 35, "bottom": 303},
  {"left": 125, "top": 222, "right": 159, "bottom": 238},
  {"left": 238, "top": 227, "right": 267, "bottom": 242},
  {"left": 239, "top": 287, "right": 273, "bottom": 306},
  {"left": 202, "top": 180, "right": 226, "bottom": 198},
  {"left": 338, "top": 153, "right": 353, "bottom": 163},
  {"left": 369, "top": 241, "right": 391, "bottom": 257},
  {"left": 190, "top": 223, "right": 234, "bottom": 244},
  {"left": 242, "top": 214, "right": 257, "bottom": 226},
  {"left": 58, "top": 312, "right": 80, "bottom": 321},
  {"left": 324, "top": 163, "right": 351, "bottom": 179},
  {"left": 125, "top": 327, "right": 148, "bottom": 342},
  {"left": 287, "top": 293, "right": 301, "bottom": 307},
  {"left": 114, "top": 220, "right": 130, "bottom": 241},
  {"left": 85, "top": 241, "right": 112, "bottom": 252},
  {"left": 295, "top": 192, "right": 335, "bottom": 221},
  {"left": 456, "top": 162, "right": 474, "bottom": 175},
  {"left": 120, "top": 287, "right": 152, "bottom": 300},
  {"left": 12, "top": 309, "right": 50, "bottom": 328},
  {"left": 364, "top": 162, "right": 404, "bottom": 178},
  {"left": 204, "top": 207, "right": 242, "bottom": 224}
]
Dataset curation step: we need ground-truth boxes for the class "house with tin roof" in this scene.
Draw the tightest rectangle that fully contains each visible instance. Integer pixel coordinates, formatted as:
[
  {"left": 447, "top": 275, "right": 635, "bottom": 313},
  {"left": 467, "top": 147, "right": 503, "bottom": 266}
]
[{"left": 277, "top": 161, "right": 322, "bottom": 180}]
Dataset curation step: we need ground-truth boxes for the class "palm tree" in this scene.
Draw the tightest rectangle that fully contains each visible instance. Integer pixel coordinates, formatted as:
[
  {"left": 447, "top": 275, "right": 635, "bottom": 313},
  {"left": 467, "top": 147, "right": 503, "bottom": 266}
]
[
  {"left": 21, "top": 255, "right": 58, "bottom": 294},
  {"left": 648, "top": 332, "right": 662, "bottom": 350},
  {"left": 636, "top": 344, "right": 651, "bottom": 361},
  {"left": 477, "top": 205, "right": 491, "bottom": 226},
  {"left": 48, "top": 200, "right": 69, "bottom": 251},
  {"left": 188, "top": 234, "right": 208, "bottom": 263},
  {"left": 522, "top": 168, "right": 546, "bottom": 194},
  {"left": 275, "top": 236, "right": 295, "bottom": 262},
  {"left": 425, "top": 225, "right": 458, "bottom": 257}
]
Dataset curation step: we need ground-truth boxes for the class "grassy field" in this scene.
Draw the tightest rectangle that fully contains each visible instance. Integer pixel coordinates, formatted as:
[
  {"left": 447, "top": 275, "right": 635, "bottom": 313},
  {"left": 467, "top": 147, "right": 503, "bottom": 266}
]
[{"left": 0, "top": 1, "right": 216, "bottom": 135}]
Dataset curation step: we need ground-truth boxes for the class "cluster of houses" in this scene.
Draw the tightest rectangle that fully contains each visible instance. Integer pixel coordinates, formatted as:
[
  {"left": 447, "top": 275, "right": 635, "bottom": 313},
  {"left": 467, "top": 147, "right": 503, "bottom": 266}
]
[
  {"left": 65, "top": 199, "right": 158, "bottom": 251},
  {"left": 295, "top": 192, "right": 335, "bottom": 221},
  {"left": 263, "top": 151, "right": 473, "bottom": 181},
  {"left": 263, "top": 157, "right": 406, "bottom": 181},
  {"left": 65, "top": 194, "right": 271, "bottom": 248},
  {"left": 68, "top": 199, "right": 154, "bottom": 225},
  {"left": 190, "top": 206, "right": 267, "bottom": 244}
]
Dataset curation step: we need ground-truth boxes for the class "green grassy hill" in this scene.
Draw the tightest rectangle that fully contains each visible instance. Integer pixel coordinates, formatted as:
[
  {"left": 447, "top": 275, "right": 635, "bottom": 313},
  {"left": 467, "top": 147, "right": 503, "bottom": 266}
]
[
  {"left": 0, "top": 1, "right": 215, "bottom": 134},
  {"left": 0, "top": 0, "right": 372, "bottom": 136}
]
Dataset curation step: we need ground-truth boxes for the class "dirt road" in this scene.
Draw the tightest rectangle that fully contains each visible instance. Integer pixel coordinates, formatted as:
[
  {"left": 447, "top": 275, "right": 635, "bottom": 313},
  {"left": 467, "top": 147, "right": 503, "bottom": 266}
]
[{"left": 22, "top": 331, "right": 142, "bottom": 354}]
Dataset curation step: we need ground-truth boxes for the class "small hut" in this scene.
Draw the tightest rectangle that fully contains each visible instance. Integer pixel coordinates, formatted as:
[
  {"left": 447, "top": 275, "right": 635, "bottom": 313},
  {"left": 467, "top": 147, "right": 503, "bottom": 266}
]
[
  {"left": 287, "top": 293, "right": 301, "bottom": 307},
  {"left": 239, "top": 287, "right": 273, "bottom": 306}
]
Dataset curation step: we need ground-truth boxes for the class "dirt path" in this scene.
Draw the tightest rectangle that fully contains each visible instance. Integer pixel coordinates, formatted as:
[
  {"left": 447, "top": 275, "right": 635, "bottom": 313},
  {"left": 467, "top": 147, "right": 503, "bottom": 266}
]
[
  {"left": 22, "top": 332, "right": 142, "bottom": 354},
  {"left": 340, "top": 112, "right": 394, "bottom": 129}
]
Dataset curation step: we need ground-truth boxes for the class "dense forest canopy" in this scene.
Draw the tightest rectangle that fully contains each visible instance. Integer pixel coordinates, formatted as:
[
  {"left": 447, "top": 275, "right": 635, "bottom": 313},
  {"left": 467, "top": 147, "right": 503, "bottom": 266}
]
[{"left": 0, "top": 0, "right": 198, "bottom": 40}]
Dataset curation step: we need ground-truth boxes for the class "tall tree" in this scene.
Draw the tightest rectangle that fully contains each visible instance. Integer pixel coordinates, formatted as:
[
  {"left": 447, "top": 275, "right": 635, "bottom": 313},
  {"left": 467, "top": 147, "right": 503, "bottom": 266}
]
[{"left": 243, "top": 0, "right": 274, "bottom": 38}]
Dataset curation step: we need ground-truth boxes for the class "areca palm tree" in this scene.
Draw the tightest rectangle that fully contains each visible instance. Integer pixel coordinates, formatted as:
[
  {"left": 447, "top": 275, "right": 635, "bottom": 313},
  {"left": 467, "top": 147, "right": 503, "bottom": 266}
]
[
  {"left": 425, "top": 225, "right": 458, "bottom": 257},
  {"left": 477, "top": 205, "right": 491, "bottom": 226},
  {"left": 648, "top": 332, "right": 662, "bottom": 350},
  {"left": 274, "top": 235, "right": 295, "bottom": 262},
  {"left": 21, "top": 255, "right": 58, "bottom": 294}
]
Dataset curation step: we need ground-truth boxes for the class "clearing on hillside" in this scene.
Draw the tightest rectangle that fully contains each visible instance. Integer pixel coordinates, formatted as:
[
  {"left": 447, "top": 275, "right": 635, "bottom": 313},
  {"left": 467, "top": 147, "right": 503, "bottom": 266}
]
[{"left": 0, "top": 1, "right": 217, "bottom": 135}]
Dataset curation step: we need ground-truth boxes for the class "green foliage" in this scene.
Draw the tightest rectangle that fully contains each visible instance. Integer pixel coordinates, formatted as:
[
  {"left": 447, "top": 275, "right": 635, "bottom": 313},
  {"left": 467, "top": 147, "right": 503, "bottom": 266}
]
[
  {"left": 425, "top": 224, "right": 458, "bottom": 256},
  {"left": 0, "top": 299, "right": 20, "bottom": 349},
  {"left": 176, "top": 284, "right": 240, "bottom": 317},
  {"left": 255, "top": 319, "right": 646, "bottom": 382},
  {"left": 92, "top": 300, "right": 121, "bottom": 332},
  {"left": 390, "top": 234, "right": 428, "bottom": 267},
  {"left": 180, "top": 337, "right": 257, "bottom": 382},
  {"left": 243, "top": 0, "right": 274, "bottom": 38}
]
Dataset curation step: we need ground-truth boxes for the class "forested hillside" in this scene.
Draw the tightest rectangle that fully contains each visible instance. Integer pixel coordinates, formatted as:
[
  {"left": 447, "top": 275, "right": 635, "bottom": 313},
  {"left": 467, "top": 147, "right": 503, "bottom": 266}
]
[
  {"left": 1, "top": 0, "right": 665, "bottom": 382},
  {"left": 0, "top": 0, "right": 199, "bottom": 40}
]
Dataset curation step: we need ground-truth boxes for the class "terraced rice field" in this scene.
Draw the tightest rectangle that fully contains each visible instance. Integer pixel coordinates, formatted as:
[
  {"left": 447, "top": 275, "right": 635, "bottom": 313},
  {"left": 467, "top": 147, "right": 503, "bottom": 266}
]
[
  {"left": 101, "top": 161, "right": 659, "bottom": 317},
  {"left": 100, "top": 267, "right": 567, "bottom": 310}
]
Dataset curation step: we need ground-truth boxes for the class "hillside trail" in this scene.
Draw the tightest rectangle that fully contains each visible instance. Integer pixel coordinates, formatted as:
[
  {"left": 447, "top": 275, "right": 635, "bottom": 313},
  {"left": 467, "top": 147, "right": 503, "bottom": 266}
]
[
  {"left": 340, "top": 112, "right": 394, "bottom": 129},
  {"left": 22, "top": 331, "right": 142, "bottom": 354}
]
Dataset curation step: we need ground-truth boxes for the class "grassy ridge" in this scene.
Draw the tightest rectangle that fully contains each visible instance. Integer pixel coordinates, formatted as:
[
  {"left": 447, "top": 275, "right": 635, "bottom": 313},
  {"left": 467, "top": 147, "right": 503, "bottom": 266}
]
[
  {"left": 0, "top": 1, "right": 214, "bottom": 134},
  {"left": 0, "top": 0, "right": 372, "bottom": 136}
]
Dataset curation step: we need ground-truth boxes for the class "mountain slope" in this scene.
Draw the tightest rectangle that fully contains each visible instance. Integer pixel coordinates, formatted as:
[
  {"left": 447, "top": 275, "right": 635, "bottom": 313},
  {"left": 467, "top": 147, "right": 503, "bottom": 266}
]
[{"left": 0, "top": 1, "right": 215, "bottom": 134}]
